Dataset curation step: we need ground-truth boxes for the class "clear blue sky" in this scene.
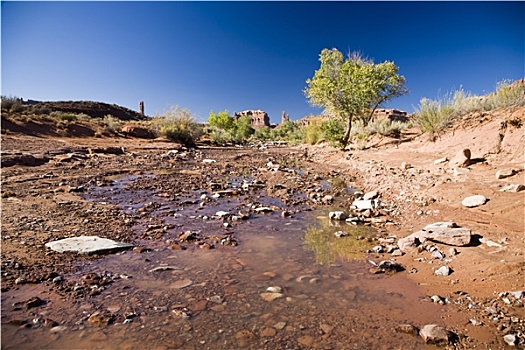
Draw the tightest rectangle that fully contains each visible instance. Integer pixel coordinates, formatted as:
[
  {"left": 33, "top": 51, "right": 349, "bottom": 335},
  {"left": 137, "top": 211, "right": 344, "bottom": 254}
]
[{"left": 2, "top": 1, "right": 523, "bottom": 123}]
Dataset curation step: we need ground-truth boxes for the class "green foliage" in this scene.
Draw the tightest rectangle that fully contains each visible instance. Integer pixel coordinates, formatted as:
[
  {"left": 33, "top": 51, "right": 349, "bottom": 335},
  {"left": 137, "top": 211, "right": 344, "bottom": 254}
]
[
  {"left": 233, "top": 115, "right": 255, "bottom": 141},
  {"left": 1, "top": 95, "right": 25, "bottom": 113},
  {"left": 206, "top": 112, "right": 254, "bottom": 145},
  {"left": 305, "top": 48, "right": 407, "bottom": 147},
  {"left": 154, "top": 106, "right": 203, "bottom": 147},
  {"left": 208, "top": 110, "right": 235, "bottom": 130},
  {"left": 320, "top": 118, "right": 345, "bottom": 145}
]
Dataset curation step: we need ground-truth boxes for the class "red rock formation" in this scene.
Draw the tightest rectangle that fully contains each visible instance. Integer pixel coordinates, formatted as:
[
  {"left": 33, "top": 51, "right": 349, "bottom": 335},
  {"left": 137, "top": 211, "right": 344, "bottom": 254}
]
[{"left": 233, "top": 110, "right": 270, "bottom": 129}]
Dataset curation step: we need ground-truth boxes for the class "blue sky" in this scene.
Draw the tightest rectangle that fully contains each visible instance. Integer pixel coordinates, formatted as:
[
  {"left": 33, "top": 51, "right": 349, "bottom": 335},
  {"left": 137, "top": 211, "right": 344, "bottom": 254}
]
[{"left": 2, "top": 2, "right": 523, "bottom": 123}]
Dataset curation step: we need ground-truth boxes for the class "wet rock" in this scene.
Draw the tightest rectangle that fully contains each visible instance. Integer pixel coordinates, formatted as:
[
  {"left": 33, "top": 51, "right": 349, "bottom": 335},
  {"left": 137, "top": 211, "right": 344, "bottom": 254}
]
[
  {"left": 395, "top": 323, "right": 419, "bottom": 335},
  {"left": 25, "top": 297, "right": 44, "bottom": 309},
  {"left": 266, "top": 286, "right": 283, "bottom": 293},
  {"left": 373, "top": 260, "right": 405, "bottom": 274},
  {"left": 88, "top": 311, "right": 113, "bottom": 326},
  {"left": 45, "top": 236, "right": 133, "bottom": 255},
  {"left": 334, "top": 231, "right": 349, "bottom": 238},
  {"left": 89, "top": 146, "right": 125, "bottom": 155},
  {"left": 170, "top": 278, "right": 193, "bottom": 289},
  {"left": 496, "top": 168, "right": 517, "bottom": 179},
  {"left": 260, "top": 292, "right": 284, "bottom": 302},
  {"left": 461, "top": 195, "right": 487, "bottom": 208},
  {"left": 329, "top": 211, "right": 348, "bottom": 220},
  {"left": 149, "top": 266, "right": 179, "bottom": 273},
  {"left": 420, "top": 324, "right": 454, "bottom": 345},
  {"left": 435, "top": 266, "right": 452, "bottom": 276},
  {"left": 503, "top": 334, "right": 517, "bottom": 346},
  {"left": 449, "top": 148, "right": 471, "bottom": 168},
  {"left": 352, "top": 199, "right": 377, "bottom": 210}
]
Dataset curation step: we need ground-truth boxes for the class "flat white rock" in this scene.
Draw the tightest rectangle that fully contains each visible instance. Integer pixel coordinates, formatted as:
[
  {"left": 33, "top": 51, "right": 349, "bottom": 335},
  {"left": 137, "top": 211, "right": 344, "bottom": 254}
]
[
  {"left": 45, "top": 236, "right": 133, "bottom": 255},
  {"left": 461, "top": 195, "right": 487, "bottom": 208}
]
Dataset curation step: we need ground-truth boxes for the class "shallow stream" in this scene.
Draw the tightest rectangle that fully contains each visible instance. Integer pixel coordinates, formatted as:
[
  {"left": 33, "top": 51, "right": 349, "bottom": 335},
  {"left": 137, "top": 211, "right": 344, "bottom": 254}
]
[{"left": 2, "top": 173, "right": 453, "bottom": 349}]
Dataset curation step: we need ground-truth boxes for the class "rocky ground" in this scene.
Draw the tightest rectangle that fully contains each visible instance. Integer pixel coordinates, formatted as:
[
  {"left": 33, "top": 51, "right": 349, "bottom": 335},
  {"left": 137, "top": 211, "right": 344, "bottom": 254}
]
[{"left": 1, "top": 106, "right": 524, "bottom": 349}]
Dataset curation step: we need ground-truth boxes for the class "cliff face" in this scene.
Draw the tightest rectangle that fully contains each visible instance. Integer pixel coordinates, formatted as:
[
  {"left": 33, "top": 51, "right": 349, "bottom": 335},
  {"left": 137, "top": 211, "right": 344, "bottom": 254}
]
[
  {"left": 23, "top": 100, "right": 146, "bottom": 121},
  {"left": 233, "top": 110, "right": 270, "bottom": 129}
]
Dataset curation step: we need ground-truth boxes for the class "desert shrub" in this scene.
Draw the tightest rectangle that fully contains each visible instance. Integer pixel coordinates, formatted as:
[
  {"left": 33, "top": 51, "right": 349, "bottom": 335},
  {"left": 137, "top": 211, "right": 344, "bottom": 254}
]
[
  {"left": 51, "top": 112, "right": 78, "bottom": 122},
  {"left": 208, "top": 127, "right": 233, "bottom": 145},
  {"left": 1, "top": 95, "right": 25, "bottom": 113},
  {"left": 103, "top": 114, "right": 122, "bottom": 134},
  {"left": 303, "top": 122, "right": 324, "bottom": 145},
  {"left": 412, "top": 97, "right": 455, "bottom": 141},
  {"left": 366, "top": 118, "right": 407, "bottom": 138},
  {"left": 154, "top": 106, "right": 203, "bottom": 147},
  {"left": 414, "top": 80, "right": 525, "bottom": 140}
]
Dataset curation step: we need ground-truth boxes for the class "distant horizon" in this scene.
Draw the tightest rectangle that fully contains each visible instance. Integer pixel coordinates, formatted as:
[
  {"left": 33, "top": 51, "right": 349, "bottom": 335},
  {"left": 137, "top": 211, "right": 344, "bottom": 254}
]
[{"left": 2, "top": 2, "right": 523, "bottom": 123}]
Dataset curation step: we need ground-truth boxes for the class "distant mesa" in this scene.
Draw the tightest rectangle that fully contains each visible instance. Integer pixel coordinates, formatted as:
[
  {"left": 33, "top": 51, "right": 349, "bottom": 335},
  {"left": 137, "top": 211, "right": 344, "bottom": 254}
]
[
  {"left": 233, "top": 109, "right": 270, "bottom": 129},
  {"left": 21, "top": 99, "right": 146, "bottom": 121}
]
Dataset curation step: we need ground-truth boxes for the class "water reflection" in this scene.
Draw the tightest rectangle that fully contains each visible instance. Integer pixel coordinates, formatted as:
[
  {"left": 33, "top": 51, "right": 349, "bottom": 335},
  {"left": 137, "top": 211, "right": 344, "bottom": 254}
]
[{"left": 304, "top": 215, "right": 374, "bottom": 264}]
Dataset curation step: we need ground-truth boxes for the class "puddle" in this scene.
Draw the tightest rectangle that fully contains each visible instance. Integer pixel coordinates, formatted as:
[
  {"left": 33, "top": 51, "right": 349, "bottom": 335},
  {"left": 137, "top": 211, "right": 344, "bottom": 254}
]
[{"left": 2, "top": 173, "right": 452, "bottom": 349}]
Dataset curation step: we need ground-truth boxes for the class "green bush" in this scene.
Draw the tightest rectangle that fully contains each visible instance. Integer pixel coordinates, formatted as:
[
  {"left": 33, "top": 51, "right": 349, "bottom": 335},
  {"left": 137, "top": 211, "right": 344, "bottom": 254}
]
[
  {"left": 320, "top": 118, "right": 345, "bottom": 145},
  {"left": 154, "top": 106, "right": 203, "bottom": 147}
]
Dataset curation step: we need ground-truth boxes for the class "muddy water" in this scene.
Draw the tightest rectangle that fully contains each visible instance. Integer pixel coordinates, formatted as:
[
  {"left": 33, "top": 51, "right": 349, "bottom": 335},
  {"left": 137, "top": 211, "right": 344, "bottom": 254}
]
[{"left": 2, "top": 174, "right": 453, "bottom": 350}]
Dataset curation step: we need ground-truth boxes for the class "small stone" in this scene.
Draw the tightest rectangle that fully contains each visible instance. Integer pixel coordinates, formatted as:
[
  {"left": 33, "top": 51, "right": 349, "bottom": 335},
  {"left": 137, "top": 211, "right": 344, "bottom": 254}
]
[
  {"left": 266, "top": 286, "right": 283, "bottom": 293},
  {"left": 449, "top": 148, "right": 471, "bottom": 168},
  {"left": 461, "top": 195, "right": 487, "bottom": 208},
  {"left": 431, "top": 250, "right": 444, "bottom": 260},
  {"left": 449, "top": 248, "right": 458, "bottom": 256},
  {"left": 25, "top": 297, "right": 44, "bottom": 309},
  {"left": 274, "top": 321, "right": 286, "bottom": 330},
  {"left": 434, "top": 157, "right": 448, "bottom": 165},
  {"left": 334, "top": 231, "right": 349, "bottom": 238},
  {"left": 170, "top": 278, "right": 193, "bottom": 289},
  {"left": 419, "top": 324, "right": 454, "bottom": 345},
  {"left": 500, "top": 184, "right": 525, "bottom": 192},
  {"left": 431, "top": 295, "right": 442, "bottom": 303},
  {"left": 400, "top": 162, "right": 411, "bottom": 170},
  {"left": 297, "top": 335, "right": 314, "bottom": 346},
  {"left": 259, "top": 327, "right": 277, "bottom": 337},
  {"left": 320, "top": 324, "right": 334, "bottom": 334},
  {"left": 395, "top": 324, "right": 419, "bottom": 335},
  {"left": 435, "top": 266, "right": 452, "bottom": 276},
  {"left": 352, "top": 199, "right": 376, "bottom": 210},
  {"left": 363, "top": 190, "right": 379, "bottom": 200},
  {"left": 496, "top": 169, "right": 517, "bottom": 179},
  {"left": 503, "top": 334, "right": 517, "bottom": 346},
  {"left": 260, "top": 293, "right": 284, "bottom": 302},
  {"left": 372, "top": 245, "right": 383, "bottom": 253}
]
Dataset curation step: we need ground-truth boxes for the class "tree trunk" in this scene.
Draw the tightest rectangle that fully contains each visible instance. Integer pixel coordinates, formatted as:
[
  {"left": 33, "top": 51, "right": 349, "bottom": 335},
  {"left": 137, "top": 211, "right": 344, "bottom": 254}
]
[{"left": 341, "top": 117, "right": 353, "bottom": 148}]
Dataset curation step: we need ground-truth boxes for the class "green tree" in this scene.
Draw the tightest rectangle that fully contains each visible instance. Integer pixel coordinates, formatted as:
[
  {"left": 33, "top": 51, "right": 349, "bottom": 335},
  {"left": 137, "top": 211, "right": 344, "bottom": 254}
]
[
  {"left": 208, "top": 110, "right": 234, "bottom": 130},
  {"left": 233, "top": 115, "right": 255, "bottom": 141},
  {"left": 305, "top": 48, "right": 407, "bottom": 148}
]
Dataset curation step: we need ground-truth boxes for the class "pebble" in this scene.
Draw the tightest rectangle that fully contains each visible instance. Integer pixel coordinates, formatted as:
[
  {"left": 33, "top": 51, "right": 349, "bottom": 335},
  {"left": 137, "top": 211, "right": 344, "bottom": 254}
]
[
  {"left": 334, "top": 231, "right": 349, "bottom": 238},
  {"left": 419, "top": 324, "right": 453, "bottom": 345},
  {"left": 328, "top": 211, "right": 348, "bottom": 220},
  {"left": 435, "top": 266, "right": 452, "bottom": 276},
  {"left": 461, "top": 195, "right": 487, "bottom": 208},
  {"left": 260, "top": 292, "right": 284, "bottom": 302},
  {"left": 503, "top": 334, "right": 517, "bottom": 346}
]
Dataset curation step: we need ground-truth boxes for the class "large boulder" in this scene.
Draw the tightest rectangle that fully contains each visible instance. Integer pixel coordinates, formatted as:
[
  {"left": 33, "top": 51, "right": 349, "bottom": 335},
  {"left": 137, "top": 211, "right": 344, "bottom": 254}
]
[{"left": 121, "top": 124, "right": 156, "bottom": 139}]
